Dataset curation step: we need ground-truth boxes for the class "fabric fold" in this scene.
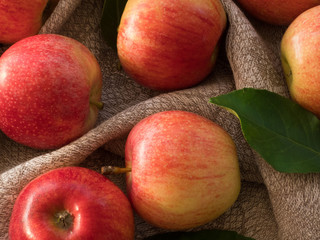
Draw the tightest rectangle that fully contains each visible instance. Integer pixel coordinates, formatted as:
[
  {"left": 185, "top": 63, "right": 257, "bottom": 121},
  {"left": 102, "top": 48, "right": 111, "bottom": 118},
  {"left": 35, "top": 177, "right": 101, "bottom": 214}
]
[{"left": 0, "top": 0, "right": 318, "bottom": 239}]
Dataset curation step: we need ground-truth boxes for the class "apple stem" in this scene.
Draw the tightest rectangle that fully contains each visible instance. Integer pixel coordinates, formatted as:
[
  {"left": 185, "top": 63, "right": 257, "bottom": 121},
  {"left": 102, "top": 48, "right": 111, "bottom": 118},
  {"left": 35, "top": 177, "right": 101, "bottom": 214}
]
[
  {"left": 101, "top": 166, "right": 132, "bottom": 175},
  {"left": 90, "top": 100, "right": 104, "bottom": 110},
  {"left": 117, "top": 60, "right": 122, "bottom": 71},
  {"left": 54, "top": 210, "right": 74, "bottom": 230}
]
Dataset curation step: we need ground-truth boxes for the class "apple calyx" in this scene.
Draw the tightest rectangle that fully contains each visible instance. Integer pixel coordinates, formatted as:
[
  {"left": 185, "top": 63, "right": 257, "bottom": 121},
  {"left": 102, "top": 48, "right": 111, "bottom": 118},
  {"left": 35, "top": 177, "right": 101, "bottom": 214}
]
[
  {"left": 54, "top": 210, "right": 74, "bottom": 230},
  {"left": 101, "top": 166, "right": 132, "bottom": 175},
  {"left": 90, "top": 100, "right": 104, "bottom": 110}
]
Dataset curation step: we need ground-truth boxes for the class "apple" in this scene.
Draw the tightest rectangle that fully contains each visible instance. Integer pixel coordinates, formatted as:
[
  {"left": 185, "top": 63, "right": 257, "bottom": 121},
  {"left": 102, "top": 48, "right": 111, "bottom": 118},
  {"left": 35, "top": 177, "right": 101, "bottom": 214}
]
[
  {"left": 124, "top": 110, "right": 241, "bottom": 230},
  {"left": 117, "top": 0, "right": 227, "bottom": 91},
  {"left": 0, "top": 34, "right": 103, "bottom": 149},
  {"left": 235, "top": 0, "right": 320, "bottom": 25},
  {"left": 9, "top": 166, "right": 135, "bottom": 239},
  {"left": 0, "top": 0, "right": 49, "bottom": 44},
  {"left": 281, "top": 5, "right": 320, "bottom": 117}
]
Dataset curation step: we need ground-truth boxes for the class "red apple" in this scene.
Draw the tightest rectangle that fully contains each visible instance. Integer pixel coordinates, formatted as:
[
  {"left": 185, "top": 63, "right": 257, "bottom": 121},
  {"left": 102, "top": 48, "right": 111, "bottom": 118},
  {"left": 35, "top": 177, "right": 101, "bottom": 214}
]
[
  {"left": 0, "top": 0, "right": 49, "bottom": 44},
  {"left": 235, "top": 0, "right": 320, "bottom": 25},
  {"left": 9, "top": 166, "right": 135, "bottom": 240},
  {"left": 0, "top": 34, "right": 103, "bottom": 149},
  {"left": 125, "top": 110, "right": 241, "bottom": 230},
  {"left": 117, "top": 0, "right": 227, "bottom": 91},
  {"left": 281, "top": 6, "right": 320, "bottom": 117}
]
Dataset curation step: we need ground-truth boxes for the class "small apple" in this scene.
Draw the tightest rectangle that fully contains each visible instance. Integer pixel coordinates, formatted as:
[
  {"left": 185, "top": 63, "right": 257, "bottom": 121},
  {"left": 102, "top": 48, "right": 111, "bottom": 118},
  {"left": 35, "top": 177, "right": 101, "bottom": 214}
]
[
  {"left": 0, "top": 34, "right": 103, "bottom": 149},
  {"left": 9, "top": 167, "right": 135, "bottom": 240},
  {"left": 125, "top": 110, "right": 241, "bottom": 230},
  {"left": 281, "top": 5, "right": 320, "bottom": 117},
  {"left": 117, "top": 0, "right": 227, "bottom": 91},
  {"left": 235, "top": 0, "right": 320, "bottom": 25},
  {"left": 0, "top": 0, "right": 49, "bottom": 44}
]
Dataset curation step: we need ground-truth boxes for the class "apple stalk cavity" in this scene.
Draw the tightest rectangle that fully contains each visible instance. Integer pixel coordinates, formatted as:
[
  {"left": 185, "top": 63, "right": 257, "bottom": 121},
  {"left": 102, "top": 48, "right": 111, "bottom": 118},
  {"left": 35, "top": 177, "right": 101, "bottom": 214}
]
[{"left": 54, "top": 211, "right": 74, "bottom": 230}]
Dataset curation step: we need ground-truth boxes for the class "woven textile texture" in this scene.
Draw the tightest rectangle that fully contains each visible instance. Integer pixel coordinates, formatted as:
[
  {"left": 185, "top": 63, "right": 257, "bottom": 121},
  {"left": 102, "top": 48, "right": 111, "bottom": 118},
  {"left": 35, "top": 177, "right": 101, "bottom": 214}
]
[{"left": 0, "top": 0, "right": 319, "bottom": 239}]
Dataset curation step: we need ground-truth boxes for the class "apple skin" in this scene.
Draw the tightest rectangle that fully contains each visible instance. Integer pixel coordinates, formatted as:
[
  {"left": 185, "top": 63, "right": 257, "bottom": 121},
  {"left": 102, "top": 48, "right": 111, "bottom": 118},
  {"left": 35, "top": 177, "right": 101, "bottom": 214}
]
[
  {"left": 125, "top": 110, "right": 241, "bottom": 230},
  {"left": 0, "top": 34, "right": 103, "bottom": 149},
  {"left": 281, "top": 6, "right": 320, "bottom": 117},
  {"left": 9, "top": 166, "right": 135, "bottom": 240},
  {"left": 117, "top": 0, "right": 227, "bottom": 91},
  {"left": 0, "top": 0, "right": 49, "bottom": 44},
  {"left": 235, "top": 0, "right": 320, "bottom": 25}
]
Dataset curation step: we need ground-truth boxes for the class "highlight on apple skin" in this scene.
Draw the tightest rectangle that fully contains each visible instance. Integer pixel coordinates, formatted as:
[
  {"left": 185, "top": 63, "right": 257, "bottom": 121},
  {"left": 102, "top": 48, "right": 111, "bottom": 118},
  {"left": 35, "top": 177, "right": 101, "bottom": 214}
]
[
  {"left": 9, "top": 167, "right": 135, "bottom": 240},
  {"left": 281, "top": 5, "right": 320, "bottom": 117},
  {"left": 125, "top": 110, "right": 241, "bottom": 230},
  {"left": 0, "top": 34, "right": 103, "bottom": 149},
  {"left": 0, "top": 0, "right": 49, "bottom": 44},
  {"left": 117, "top": 0, "right": 227, "bottom": 91},
  {"left": 235, "top": 0, "right": 320, "bottom": 25}
]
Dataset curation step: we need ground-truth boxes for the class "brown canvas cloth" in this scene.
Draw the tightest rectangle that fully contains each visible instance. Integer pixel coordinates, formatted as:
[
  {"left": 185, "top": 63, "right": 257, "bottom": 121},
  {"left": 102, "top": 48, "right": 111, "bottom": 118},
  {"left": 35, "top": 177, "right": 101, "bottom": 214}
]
[{"left": 0, "top": 0, "right": 319, "bottom": 239}]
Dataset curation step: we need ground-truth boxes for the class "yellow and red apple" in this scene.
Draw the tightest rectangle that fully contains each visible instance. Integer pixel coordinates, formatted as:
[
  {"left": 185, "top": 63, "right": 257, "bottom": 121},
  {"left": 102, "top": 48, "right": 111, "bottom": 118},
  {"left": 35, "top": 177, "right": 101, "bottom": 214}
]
[
  {"left": 125, "top": 110, "right": 241, "bottom": 230},
  {"left": 281, "top": 6, "right": 320, "bottom": 117},
  {"left": 9, "top": 167, "right": 135, "bottom": 239},
  {"left": 0, "top": 0, "right": 49, "bottom": 44},
  {"left": 235, "top": 0, "right": 320, "bottom": 25},
  {"left": 117, "top": 0, "right": 227, "bottom": 91},
  {"left": 0, "top": 34, "right": 103, "bottom": 149}
]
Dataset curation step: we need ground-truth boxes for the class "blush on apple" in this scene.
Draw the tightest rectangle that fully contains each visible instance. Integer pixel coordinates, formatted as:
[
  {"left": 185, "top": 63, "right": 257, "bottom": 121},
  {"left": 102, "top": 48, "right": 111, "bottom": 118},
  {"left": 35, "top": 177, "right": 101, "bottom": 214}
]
[
  {"left": 0, "top": 34, "right": 103, "bottom": 149},
  {"left": 281, "top": 5, "right": 320, "bottom": 117},
  {"left": 235, "top": 0, "right": 320, "bottom": 25},
  {"left": 9, "top": 167, "right": 135, "bottom": 240},
  {"left": 117, "top": 0, "right": 227, "bottom": 91},
  {"left": 124, "top": 110, "right": 241, "bottom": 230},
  {"left": 0, "top": 0, "right": 49, "bottom": 44}
]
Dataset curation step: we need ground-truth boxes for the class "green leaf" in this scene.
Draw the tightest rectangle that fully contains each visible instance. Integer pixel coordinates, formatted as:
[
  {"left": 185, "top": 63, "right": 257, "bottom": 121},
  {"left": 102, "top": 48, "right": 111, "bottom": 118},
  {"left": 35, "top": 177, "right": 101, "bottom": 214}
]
[
  {"left": 144, "top": 230, "right": 254, "bottom": 240},
  {"left": 210, "top": 88, "right": 320, "bottom": 173},
  {"left": 101, "top": 0, "right": 127, "bottom": 51}
]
